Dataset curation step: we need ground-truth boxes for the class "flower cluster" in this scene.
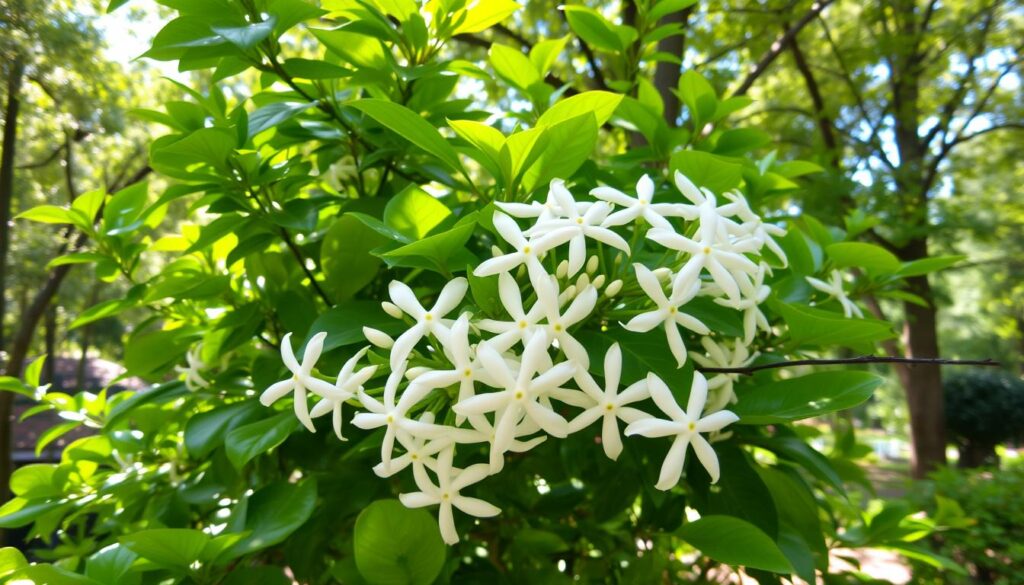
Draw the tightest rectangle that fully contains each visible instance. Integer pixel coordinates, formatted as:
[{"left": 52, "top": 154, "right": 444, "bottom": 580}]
[{"left": 260, "top": 172, "right": 788, "bottom": 544}]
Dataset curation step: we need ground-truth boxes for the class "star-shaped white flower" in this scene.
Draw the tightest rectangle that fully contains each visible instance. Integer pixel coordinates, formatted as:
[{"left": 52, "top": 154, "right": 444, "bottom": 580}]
[
  {"left": 372, "top": 412, "right": 451, "bottom": 478},
  {"left": 309, "top": 347, "right": 377, "bottom": 440},
  {"left": 399, "top": 447, "right": 500, "bottom": 545},
  {"left": 567, "top": 343, "right": 651, "bottom": 460},
  {"left": 412, "top": 314, "right": 493, "bottom": 424},
  {"left": 454, "top": 334, "right": 575, "bottom": 467},
  {"left": 387, "top": 278, "right": 468, "bottom": 369},
  {"left": 260, "top": 332, "right": 336, "bottom": 433},
  {"left": 477, "top": 272, "right": 547, "bottom": 352},
  {"left": 535, "top": 275, "right": 597, "bottom": 367},
  {"left": 474, "top": 211, "right": 574, "bottom": 282},
  {"left": 806, "top": 270, "right": 863, "bottom": 318},
  {"left": 495, "top": 181, "right": 571, "bottom": 222},
  {"left": 529, "top": 182, "right": 630, "bottom": 275},
  {"left": 352, "top": 380, "right": 445, "bottom": 474},
  {"left": 624, "top": 372, "right": 739, "bottom": 488},
  {"left": 717, "top": 190, "right": 788, "bottom": 267},
  {"left": 688, "top": 338, "right": 757, "bottom": 414},
  {"left": 593, "top": 174, "right": 689, "bottom": 231},
  {"left": 623, "top": 264, "right": 710, "bottom": 366},
  {"left": 175, "top": 344, "right": 209, "bottom": 391},
  {"left": 715, "top": 262, "right": 772, "bottom": 344}
]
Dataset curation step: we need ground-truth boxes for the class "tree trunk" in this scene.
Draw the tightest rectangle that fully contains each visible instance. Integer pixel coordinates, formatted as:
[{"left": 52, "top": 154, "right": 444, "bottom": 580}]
[
  {"left": 0, "top": 56, "right": 25, "bottom": 358},
  {"left": 44, "top": 305, "right": 56, "bottom": 385},
  {"left": 957, "top": 440, "right": 998, "bottom": 469},
  {"left": 652, "top": 8, "right": 691, "bottom": 124},
  {"left": 75, "top": 286, "right": 100, "bottom": 389},
  {"left": 900, "top": 240, "right": 948, "bottom": 478}
]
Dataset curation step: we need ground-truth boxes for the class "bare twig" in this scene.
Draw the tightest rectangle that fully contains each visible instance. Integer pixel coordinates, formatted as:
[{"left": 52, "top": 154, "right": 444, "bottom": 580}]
[{"left": 701, "top": 355, "right": 1000, "bottom": 376}]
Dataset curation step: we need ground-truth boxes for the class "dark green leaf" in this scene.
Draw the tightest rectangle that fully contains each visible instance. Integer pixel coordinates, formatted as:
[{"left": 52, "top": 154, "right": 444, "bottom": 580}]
[
  {"left": 676, "top": 515, "right": 793, "bottom": 574},
  {"left": 354, "top": 499, "right": 446, "bottom": 585},
  {"left": 349, "top": 99, "right": 463, "bottom": 172},
  {"left": 733, "top": 371, "right": 882, "bottom": 424},
  {"left": 226, "top": 412, "right": 299, "bottom": 469},
  {"left": 223, "top": 479, "right": 317, "bottom": 557},
  {"left": 120, "top": 528, "right": 210, "bottom": 569}
]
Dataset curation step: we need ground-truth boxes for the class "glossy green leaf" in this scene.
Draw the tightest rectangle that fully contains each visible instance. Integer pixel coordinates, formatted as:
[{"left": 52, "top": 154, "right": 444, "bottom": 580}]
[
  {"left": 453, "top": 0, "right": 520, "bottom": 34},
  {"left": 121, "top": 528, "right": 210, "bottom": 569},
  {"left": 670, "top": 150, "right": 742, "bottom": 194},
  {"left": 490, "top": 43, "right": 539, "bottom": 91},
  {"left": 226, "top": 412, "right": 299, "bottom": 469},
  {"left": 826, "top": 242, "right": 901, "bottom": 274},
  {"left": 322, "top": 214, "right": 387, "bottom": 300},
  {"left": 537, "top": 91, "right": 623, "bottom": 128},
  {"left": 563, "top": 6, "right": 622, "bottom": 52},
  {"left": 185, "top": 402, "right": 258, "bottom": 459},
  {"left": 677, "top": 515, "right": 793, "bottom": 574},
  {"left": 383, "top": 186, "right": 452, "bottom": 240},
  {"left": 895, "top": 255, "right": 965, "bottom": 277},
  {"left": 223, "top": 479, "right": 317, "bottom": 557},
  {"left": 771, "top": 300, "right": 896, "bottom": 348},
  {"left": 0, "top": 547, "right": 28, "bottom": 577},
  {"left": 350, "top": 99, "right": 463, "bottom": 172},
  {"left": 354, "top": 499, "right": 446, "bottom": 585},
  {"left": 734, "top": 371, "right": 883, "bottom": 424},
  {"left": 211, "top": 16, "right": 276, "bottom": 49}
]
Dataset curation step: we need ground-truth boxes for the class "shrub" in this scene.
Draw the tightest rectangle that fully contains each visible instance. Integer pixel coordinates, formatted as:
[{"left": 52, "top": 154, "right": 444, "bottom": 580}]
[{"left": 943, "top": 370, "right": 1024, "bottom": 466}]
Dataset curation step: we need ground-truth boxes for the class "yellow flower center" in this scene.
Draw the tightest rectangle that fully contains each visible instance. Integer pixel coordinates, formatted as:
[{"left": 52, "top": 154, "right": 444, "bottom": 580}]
[
  {"left": 386, "top": 415, "right": 395, "bottom": 424},
  {"left": 463, "top": 368, "right": 472, "bottom": 377},
  {"left": 688, "top": 422, "right": 696, "bottom": 431},
  {"left": 604, "top": 403, "right": 615, "bottom": 411},
  {"left": 703, "top": 246, "right": 711, "bottom": 255},
  {"left": 411, "top": 453, "right": 419, "bottom": 460},
  {"left": 522, "top": 245, "right": 532, "bottom": 254},
  {"left": 442, "top": 493, "right": 450, "bottom": 501},
  {"left": 518, "top": 320, "right": 528, "bottom": 329},
  {"left": 423, "top": 313, "right": 433, "bottom": 321},
  {"left": 576, "top": 217, "right": 584, "bottom": 225},
  {"left": 553, "top": 323, "right": 563, "bottom": 332},
  {"left": 514, "top": 390, "right": 525, "bottom": 400}
]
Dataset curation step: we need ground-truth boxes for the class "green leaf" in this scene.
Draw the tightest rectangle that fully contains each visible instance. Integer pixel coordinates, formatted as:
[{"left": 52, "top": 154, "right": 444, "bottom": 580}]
[
  {"left": 349, "top": 99, "right": 463, "bottom": 172},
  {"left": 107, "top": 0, "right": 131, "bottom": 12},
  {"left": 0, "top": 547, "right": 28, "bottom": 578},
  {"left": 490, "top": 43, "right": 539, "bottom": 91},
  {"left": 151, "top": 128, "right": 236, "bottom": 175},
  {"left": 521, "top": 112, "right": 598, "bottom": 193},
  {"left": 70, "top": 298, "right": 136, "bottom": 330},
  {"left": 826, "top": 242, "right": 901, "bottom": 275},
  {"left": 577, "top": 329, "right": 685, "bottom": 388},
  {"left": 453, "top": 0, "right": 520, "bottom": 34},
  {"left": 322, "top": 214, "right": 388, "bottom": 301},
  {"left": 771, "top": 300, "right": 895, "bottom": 348},
  {"left": 123, "top": 329, "right": 193, "bottom": 376},
  {"left": 248, "top": 101, "right": 311, "bottom": 136},
  {"left": 15, "top": 205, "right": 75, "bottom": 225},
  {"left": 105, "top": 381, "right": 189, "bottom": 428},
  {"left": 185, "top": 402, "right": 258, "bottom": 459},
  {"left": 85, "top": 545, "right": 138, "bottom": 585},
  {"left": 121, "top": 528, "right": 210, "bottom": 569},
  {"left": 282, "top": 57, "right": 350, "bottom": 79},
  {"left": 383, "top": 186, "right": 452, "bottom": 240},
  {"left": 733, "top": 371, "right": 882, "bottom": 424},
  {"left": 714, "top": 128, "right": 771, "bottom": 156},
  {"left": 0, "top": 498, "right": 67, "bottom": 528},
  {"left": 310, "top": 28, "right": 387, "bottom": 69},
  {"left": 102, "top": 180, "right": 150, "bottom": 235},
  {"left": 649, "top": 0, "right": 699, "bottom": 22},
  {"left": 226, "top": 412, "right": 299, "bottom": 469},
  {"left": 211, "top": 16, "right": 276, "bottom": 49},
  {"left": 467, "top": 270, "right": 502, "bottom": 317},
  {"left": 223, "top": 479, "right": 317, "bottom": 558},
  {"left": 7, "top": 564, "right": 100, "bottom": 584},
  {"left": 71, "top": 188, "right": 106, "bottom": 222},
  {"left": 537, "top": 91, "right": 623, "bottom": 128},
  {"left": 676, "top": 516, "right": 794, "bottom": 574},
  {"left": 670, "top": 150, "right": 742, "bottom": 194},
  {"left": 449, "top": 119, "right": 507, "bottom": 181},
  {"left": 895, "top": 255, "right": 965, "bottom": 277},
  {"left": 381, "top": 213, "right": 478, "bottom": 274},
  {"left": 748, "top": 433, "right": 845, "bottom": 492},
  {"left": 354, "top": 499, "right": 446, "bottom": 585},
  {"left": 36, "top": 421, "right": 81, "bottom": 456},
  {"left": 530, "top": 36, "right": 569, "bottom": 77},
  {"left": 676, "top": 70, "right": 718, "bottom": 128},
  {"left": 46, "top": 252, "right": 109, "bottom": 270},
  {"left": 563, "top": 6, "right": 623, "bottom": 52},
  {"left": 24, "top": 355, "right": 46, "bottom": 387},
  {"left": 10, "top": 464, "right": 59, "bottom": 499}
]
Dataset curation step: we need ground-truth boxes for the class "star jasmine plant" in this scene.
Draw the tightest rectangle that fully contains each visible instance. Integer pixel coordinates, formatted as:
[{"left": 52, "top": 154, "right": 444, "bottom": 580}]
[{"left": 257, "top": 173, "right": 796, "bottom": 543}]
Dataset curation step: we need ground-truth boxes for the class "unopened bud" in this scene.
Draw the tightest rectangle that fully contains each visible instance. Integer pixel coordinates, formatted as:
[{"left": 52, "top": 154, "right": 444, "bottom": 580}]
[
  {"left": 556, "top": 260, "right": 569, "bottom": 279},
  {"left": 562, "top": 285, "right": 578, "bottom": 301},
  {"left": 653, "top": 267, "right": 672, "bottom": 283},
  {"left": 576, "top": 273, "right": 590, "bottom": 290},
  {"left": 382, "top": 301, "right": 403, "bottom": 319},
  {"left": 592, "top": 274, "right": 606, "bottom": 289},
  {"left": 491, "top": 245, "right": 502, "bottom": 258},
  {"left": 363, "top": 327, "right": 394, "bottom": 349},
  {"left": 605, "top": 279, "right": 623, "bottom": 297},
  {"left": 406, "top": 366, "right": 431, "bottom": 380},
  {"left": 586, "top": 255, "right": 599, "bottom": 274},
  {"left": 613, "top": 252, "right": 624, "bottom": 265}
]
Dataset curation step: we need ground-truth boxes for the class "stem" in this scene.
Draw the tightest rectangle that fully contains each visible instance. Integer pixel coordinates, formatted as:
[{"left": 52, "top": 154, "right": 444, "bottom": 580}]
[{"left": 701, "top": 355, "right": 1000, "bottom": 376}]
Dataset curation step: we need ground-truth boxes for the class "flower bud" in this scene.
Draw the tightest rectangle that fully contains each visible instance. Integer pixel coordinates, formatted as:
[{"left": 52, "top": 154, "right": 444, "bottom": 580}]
[
  {"left": 406, "top": 366, "right": 432, "bottom": 380},
  {"left": 576, "top": 273, "right": 590, "bottom": 290},
  {"left": 613, "top": 252, "right": 624, "bottom": 265},
  {"left": 561, "top": 285, "right": 577, "bottom": 302},
  {"left": 556, "top": 260, "right": 569, "bottom": 279},
  {"left": 586, "top": 255, "right": 599, "bottom": 274},
  {"left": 592, "top": 274, "right": 606, "bottom": 289},
  {"left": 653, "top": 267, "right": 672, "bottom": 283},
  {"left": 605, "top": 279, "right": 623, "bottom": 297},
  {"left": 491, "top": 245, "right": 503, "bottom": 258},
  {"left": 363, "top": 327, "right": 394, "bottom": 349},
  {"left": 381, "top": 301, "right": 403, "bottom": 319}
]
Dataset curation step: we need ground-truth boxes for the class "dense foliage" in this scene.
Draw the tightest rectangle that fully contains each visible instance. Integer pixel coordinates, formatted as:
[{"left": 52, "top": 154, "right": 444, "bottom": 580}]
[
  {"left": 0, "top": 0, "right": 1007, "bottom": 583},
  {"left": 943, "top": 370, "right": 1024, "bottom": 466}
]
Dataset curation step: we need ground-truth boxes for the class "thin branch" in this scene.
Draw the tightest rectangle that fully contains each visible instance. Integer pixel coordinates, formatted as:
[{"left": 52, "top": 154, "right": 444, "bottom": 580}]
[
  {"left": 731, "top": 0, "right": 836, "bottom": 96},
  {"left": 702, "top": 355, "right": 1000, "bottom": 376},
  {"left": 17, "top": 142, "right": 66, "bottom": 170},
  {"left": 493, "top": 24, "right": 532, "bottom": 50}
]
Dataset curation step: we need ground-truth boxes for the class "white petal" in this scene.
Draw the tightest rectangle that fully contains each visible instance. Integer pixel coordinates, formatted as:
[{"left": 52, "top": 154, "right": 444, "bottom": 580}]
[
  {"left": 695, "top": 410, "right": 740, "bottom": 433},
  {"left": 568, "top": 234, "right": 586, "bottom": 276},
  {"left": 399, "top": 491, "right": 438, "bottom": 508},
  {"left": 674, "top": 171, "right": 704, "bottom": 204},
  {"left": 655, "top": 435, "right": 690, "bottom": 490},
  {"left": 455, "top": 391, "right": 509, "bottom": 415},
  {"left": 665, "top": 320, "right": 688, "bottom": 367},
  {"left": 497, "top": 272, "right": 524, "bottom": 318},
  {"left": 624, "top": 417, "right": 681, "bottom": 438},
  {"left": 524, "top": 399, "right": 569, "bottom": 437},
  {"left": 568, "top": 406, "right": 603, "bottom": 433},
  {"left": 691, "top": 433, "right": 721, "bottom": 484},
  {"left": 432, "top": 277, "right": 468, "bottom": 316},
  {"left": 389, "top": 281, "right": 425, "bottom": 318},
  {"left": 634, "top": 264, "right": 670, "bottom": 306},
  {"left": 260, "top": 379, "right": 294, "bottom": 406},
  {"left": 492, "top": 211, "right": 527, "bottom": 248},
  {"left": 602, "top": 414, "right": 623, "bottom": 460},
  {"left": 390, "top": 325, "right": 425, "bottom": 369},
  {"left": 280, "top": 333, "right": 301, "bottom": 373},
  {"left": 647, "top": 372, "right": 686, "bottom": 420},
  {"left": 603, "top": 343, "right": 622, "bottom": 396},
  {"left": 623, "top": 310, "right": 665, "bottom": 333},
  {"left": 591, "top": 186, "right": 636, "bottom": 207},
  {"left": 475, "top": 252, "right": 525, "bottom": 277},
  {"left": 686, "top": 372, "right": 709, "bottom": 417},
  {"left": 438, "top": 502, "right": 459, "bottom": 545},
  {"left": 454, "top": 496, "right": 501, "bottom": 518}
]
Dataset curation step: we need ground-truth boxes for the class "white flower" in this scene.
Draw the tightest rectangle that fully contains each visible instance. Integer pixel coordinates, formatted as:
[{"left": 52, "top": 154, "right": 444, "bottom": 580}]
[
  {"left": 412, "top": 314, "right": 491, "bottom": 424},
  {"left": 593, "top": 174, "right": 689, "bottom": 231},
  {"left": 260, "top": 332, "right": 336, "bottom": 433},
  {"left": 688, "top": 338, "right": 756, "bottom": 413},
  {"left": 718, "top": 191, "right": 788, "bottom": 267},
  {"left": 535, "top": 275, "right": 597, "bottom": 367},
  {"left": 647, "top": 213, "right": 759, "bottom": 304},
  {"left": 567, "top": 343, "right": 651, "bottom": 460},
  {"left": 495, "top": 181, "right": 569, "bottom": 222},
  {"left": 624, "top": 372, "right": 739, "bottom": 488},
  {"left": 454, "top": 335, "right": 575, "bottom": 467},
  {"left": 399, "top": 446, "right": 500, "bottom": 545},
  {"left": 352, "top": 381, "right": 445, "bottom": 474},
  {"left": 806, "top": 270, "right": 863, "bottom": 318},
  {"left": 477, "top": 272, "right": 547, "bottom": 352},
  {"left": 309, "top": 347, "right": 377, "bottom": 440},
  {"left": 176, "top": 345, "right": 209, "bottom": 391},
  {"left": 387, "top": 278, "right": 468, "bottom": 369},
  {"left": 529, "top": 182, "right": 630, "bottom": 275},
  {"left": 363, "top": 327, "right": 394, "bottom": 349},
  {"left": 715, "top": 262, "right": 771, "bottom": 344},
  {"left": 372, "top": 412, "right": 450, "bottom": 477},
  {"left": 474, "top": 211, "right": 575, "bottom": 282},
  {"left": 624, "top": 264, "right": 710, "bottom": 366}
]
